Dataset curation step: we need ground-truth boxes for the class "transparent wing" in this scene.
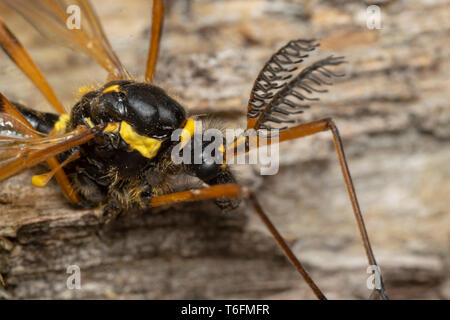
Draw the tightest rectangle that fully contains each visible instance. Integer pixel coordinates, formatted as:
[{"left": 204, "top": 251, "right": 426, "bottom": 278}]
[
  {"left": 3, "top": 0, "right": 129, "bottom": 80},
  {"left": 0, "top": 93, "right": 100, "bottom": 181},
  {"left": 0, "top": 123, "right": 99, "bottom": 181},
  {"left": 0, "top": 123, "right": 86, "bottom": 164}
]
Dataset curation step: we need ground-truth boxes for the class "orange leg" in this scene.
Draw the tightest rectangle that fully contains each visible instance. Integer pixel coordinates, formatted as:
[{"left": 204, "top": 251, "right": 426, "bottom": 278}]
[
  {"left": 233, "top": 118, "right": 388, "bottom": 299},
  {"left": 150, "top": 184, "right": 241, "bottom": 207},
  {"left": 150, "top": 183, "right": 327, "bottom": 300},
  {"left": 145, "top": 0, "right": 165, "bottom": 83},
  {"left": 0, "top": 18, "right": 65, "bottom": 114},
  {"left": 0, "top": 94, "right": 83, "bottom": 203}
]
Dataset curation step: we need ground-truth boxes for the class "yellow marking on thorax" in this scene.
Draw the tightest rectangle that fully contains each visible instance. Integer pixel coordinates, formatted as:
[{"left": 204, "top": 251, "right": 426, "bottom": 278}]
[
  {"left": 53, "top": 114, "right": 70, "bottom": 134},
  {"left": 102, "top": 84, "right": 121, "bottom": 93},
  {"left": 180, "top": 118, "right": 195, "bottom": 149},
  {"left": 119, "top": 121, "right": 162, "bottom": 159}
]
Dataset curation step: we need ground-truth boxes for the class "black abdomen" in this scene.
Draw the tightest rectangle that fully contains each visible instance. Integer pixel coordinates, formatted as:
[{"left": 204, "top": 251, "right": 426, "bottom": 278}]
[{"left": 13, "top": 102, "right": 59, "bottom": 134}]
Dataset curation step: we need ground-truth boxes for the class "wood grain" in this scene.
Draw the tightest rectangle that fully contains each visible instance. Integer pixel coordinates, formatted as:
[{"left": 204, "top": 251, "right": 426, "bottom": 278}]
[{"left": 0, "top": 0, "right": 449, "bottom": 299}]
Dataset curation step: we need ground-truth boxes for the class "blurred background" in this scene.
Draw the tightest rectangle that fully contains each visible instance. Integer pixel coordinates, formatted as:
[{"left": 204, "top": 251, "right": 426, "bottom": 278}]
[{"left": 0, "top": 0, "right": 449, "bottom": 299}]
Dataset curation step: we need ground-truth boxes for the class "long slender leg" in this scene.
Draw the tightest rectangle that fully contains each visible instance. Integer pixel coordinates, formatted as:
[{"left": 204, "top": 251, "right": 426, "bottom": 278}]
[
  {"left": 246, "top": 192, "right": 326, "bottom": 299},
  {"left": 145, "top": 0, "right": 165, "bottom": 83},
  {"left": 46, "top": 157, "right": 79, "bottom": 204},
  {"left": 327, "top": 121, "right": 388, "bottom": 300},
  {"left": 231, "top": 118, "right": 388, "bottom": 299},
  {"left": 150, "top": 183, "right": 327, "bottom": 300},
  {"left": 0, "top": 18, "right": 65, "bottom": 114},
  {"left": 150, "top": 184, "right": 241, "bottom": 207}
]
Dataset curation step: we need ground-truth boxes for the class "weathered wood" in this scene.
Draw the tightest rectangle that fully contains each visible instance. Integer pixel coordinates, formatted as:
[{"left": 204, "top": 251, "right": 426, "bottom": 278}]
[{"left": 0, "top": 0, "right": 449, "bottom": 299}]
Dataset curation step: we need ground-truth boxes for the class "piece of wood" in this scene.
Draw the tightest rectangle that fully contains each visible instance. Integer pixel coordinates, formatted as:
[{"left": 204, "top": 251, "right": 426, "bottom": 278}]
[{"left": 1, "top": 0, "right": 449, "bottom": 299}]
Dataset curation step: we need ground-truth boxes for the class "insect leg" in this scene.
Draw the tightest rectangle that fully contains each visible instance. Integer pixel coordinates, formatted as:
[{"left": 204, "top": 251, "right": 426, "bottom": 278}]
[
  {"left": 236, "top": 118, "right": 388, "bottom": 299},
  {"left": 150, "top": 183, "right": 327, "bottom": 300},
  {"left": 324, "top": 119, "right": 388, "bottom": 300},
  {"left": 0, "top": 18, "right": 65, "bottom": 114},
  {"left": 0, "top": 93, "right": 81, "bottom": 203},
  {"left": 145, "top": 0, "right": 165, "bottom": 83}
]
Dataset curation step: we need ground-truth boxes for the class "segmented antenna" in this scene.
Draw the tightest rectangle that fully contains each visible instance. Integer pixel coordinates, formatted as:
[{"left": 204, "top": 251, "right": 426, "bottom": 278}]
[
  {"left": 251, "top": 55, "right": 346, "bottom": 131},
  {"left": 247, "top": 39, "right": 319, "bottom": 120}
]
